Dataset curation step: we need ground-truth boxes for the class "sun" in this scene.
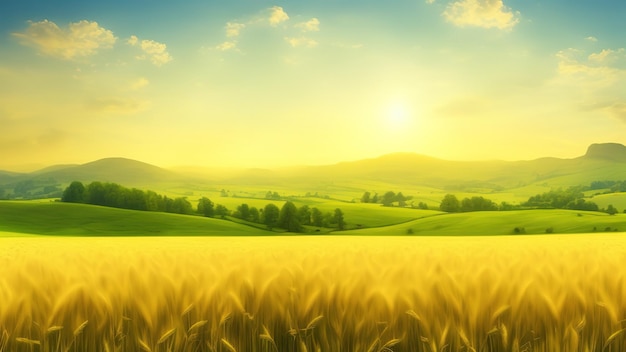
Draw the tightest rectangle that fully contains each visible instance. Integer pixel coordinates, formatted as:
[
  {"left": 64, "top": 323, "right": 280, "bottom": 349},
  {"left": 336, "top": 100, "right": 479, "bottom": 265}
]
[{"left": 385, "top": 101, "right": 411, "bottom": 130}]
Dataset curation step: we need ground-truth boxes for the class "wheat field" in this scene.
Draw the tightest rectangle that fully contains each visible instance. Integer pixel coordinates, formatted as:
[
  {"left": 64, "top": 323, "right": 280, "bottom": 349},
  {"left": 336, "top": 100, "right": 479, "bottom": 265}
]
[{"left": 1, "top": 234, "right": 626, "bottom": 351}]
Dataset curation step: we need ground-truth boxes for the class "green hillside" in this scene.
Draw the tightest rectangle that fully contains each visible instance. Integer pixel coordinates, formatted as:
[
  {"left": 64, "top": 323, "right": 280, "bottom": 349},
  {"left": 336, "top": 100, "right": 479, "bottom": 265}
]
[
  {"left": 0, "top": 201, "right": 270, "bottom": 236},
  {"left": 344, "top": 209, "right": 626, "bottom": 236},
  {"left": 590, "top": 193, "right": 626, "bottom": 213}
]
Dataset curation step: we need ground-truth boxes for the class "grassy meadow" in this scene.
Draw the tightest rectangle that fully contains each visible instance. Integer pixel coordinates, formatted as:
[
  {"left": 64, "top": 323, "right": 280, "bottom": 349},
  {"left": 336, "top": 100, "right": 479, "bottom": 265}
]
[
  {"left": 346, "top": 210, "right": 626, "bottom": 236},
  {"left": 0, "top": 201, "right": 270, "bottom": 236},
  {"left": 1, "top": 235, "right": 626, "bottom": 351}
]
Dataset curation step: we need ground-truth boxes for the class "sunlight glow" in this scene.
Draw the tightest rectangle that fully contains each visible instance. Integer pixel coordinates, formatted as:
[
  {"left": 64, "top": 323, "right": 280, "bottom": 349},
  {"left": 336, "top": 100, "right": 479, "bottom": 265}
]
[{"left": 385, "top": 101, "right": 412, "bottom": 130}]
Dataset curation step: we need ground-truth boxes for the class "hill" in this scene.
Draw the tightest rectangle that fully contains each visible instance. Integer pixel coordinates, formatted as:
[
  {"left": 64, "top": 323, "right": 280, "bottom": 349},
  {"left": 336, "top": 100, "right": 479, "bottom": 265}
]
[
  {"left": 277, "top": 143, "right": 626, "bottom": 192},
  {"left": 37, "top": 157, "right": 183, "bottom": 185},
  {"left": 345, "top": 209, "right": 626, "bottom": 236},
  {"left": 3, "top": 143, "right": 626, "bottom": 202},
  {"left": 583, "top": 142, "right": 626, "bottom": 162},
  {"left": 0, "top": 201, "right": 270, "bottom": 236}
]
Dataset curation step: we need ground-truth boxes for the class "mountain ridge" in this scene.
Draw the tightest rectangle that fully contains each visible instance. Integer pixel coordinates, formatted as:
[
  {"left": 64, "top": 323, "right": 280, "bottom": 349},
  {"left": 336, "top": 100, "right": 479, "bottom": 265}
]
[{"left": 2, "top": 143, "right": 626, "bottom": 194}]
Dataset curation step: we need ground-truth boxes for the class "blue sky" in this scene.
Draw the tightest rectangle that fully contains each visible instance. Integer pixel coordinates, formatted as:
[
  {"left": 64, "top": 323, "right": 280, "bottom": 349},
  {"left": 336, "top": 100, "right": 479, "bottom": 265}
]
[{"left": 0, "top": 0, "right": 625, "bottom": 170}]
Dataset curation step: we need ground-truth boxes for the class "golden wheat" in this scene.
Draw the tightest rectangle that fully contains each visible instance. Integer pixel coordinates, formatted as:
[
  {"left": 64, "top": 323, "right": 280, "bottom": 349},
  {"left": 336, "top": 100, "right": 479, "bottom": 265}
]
[{"left": 1, "top": 234, "right": 626, "bottom": 351}]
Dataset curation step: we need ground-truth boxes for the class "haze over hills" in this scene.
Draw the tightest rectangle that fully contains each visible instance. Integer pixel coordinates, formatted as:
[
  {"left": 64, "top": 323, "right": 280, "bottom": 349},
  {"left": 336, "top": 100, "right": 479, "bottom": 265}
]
[
  {"left": 0, "top": 158, "right": 184, "bottom": 189},
  {"left": 2, "top": 143, "right": 626, "bottom": 196}
]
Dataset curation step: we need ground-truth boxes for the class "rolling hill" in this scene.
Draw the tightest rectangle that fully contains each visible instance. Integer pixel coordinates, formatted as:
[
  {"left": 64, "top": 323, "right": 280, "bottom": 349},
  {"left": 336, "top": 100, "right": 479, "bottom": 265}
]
[
  {"left": 2, "top": 143, "right": 626, "bottom": 201},
  {"left": 0, "top": 201, "right": 270, "bottom": 236},
  {"left": 36, "top": 157, "right": 183, "bottom": 184}
]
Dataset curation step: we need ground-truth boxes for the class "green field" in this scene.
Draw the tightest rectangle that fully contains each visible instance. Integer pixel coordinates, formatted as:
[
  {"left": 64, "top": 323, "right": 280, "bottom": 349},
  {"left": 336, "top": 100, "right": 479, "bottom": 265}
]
[
  {"left": 345, "top": 209, "right": 626, "bottom": 236},
  {"left": 589, "top": 192, "right": 626, "bottom": 213},
  {"left": 3, "top": 200, "right": 626, "bottom": 237},
  {"left": 0, "top": 201, "right": 270, "bottom": 236}
]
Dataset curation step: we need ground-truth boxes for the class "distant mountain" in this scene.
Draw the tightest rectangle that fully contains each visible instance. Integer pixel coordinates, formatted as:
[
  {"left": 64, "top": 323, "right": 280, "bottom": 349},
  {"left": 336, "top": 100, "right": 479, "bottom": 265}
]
[
  {"left": 583, "top": 143, "right": 626, "bottom": 162},
  {"left": 2, "top": 143, "right": 626, "bottom": 196},
  {"left": 278, "top": 143, "right": 626, "bottom": 190},
  {"left": 31, "top": 158, "right": 183, "bottom": 185}
]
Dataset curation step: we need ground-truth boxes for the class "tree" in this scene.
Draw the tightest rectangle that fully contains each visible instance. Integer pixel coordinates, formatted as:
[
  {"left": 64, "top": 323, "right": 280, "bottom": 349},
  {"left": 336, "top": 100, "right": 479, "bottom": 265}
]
[
  {"left": 62, "top": 181, "right": 86, "bottom": 203},
  {"left": 197, "top": 197, "right": 215, "bottom": 217},
  {"left": 566, "top": 199, "right": 599, "bottom": 211},
  {"left": 396, "top": 192, "right": 407, "bottom": 207},
  {"left": 236, "top": 203, "right": 251, "bottom": 220},
  {"left": 371, "top": 193, "right": 379, "bottom": 204},
  {"left": 417, "top": 202, "right": 429, "bottom": 210},
  {"left": 279, "top": 201, "right": 302, "bottom": 232},
  {"left": 460, "top": 196, "right": 497, "bottom": 212},
  {"left": 145, "top": 191, "right": 165, "bottom": 211},
  {"left": 171, "top": 197, "right": 193, "bottom": 214},
  {"left": 311, "top": 207, "right": 323, "bottom": 227},
  {"left": 215, "top": 204, "right": 229, "bottom": 218},
  {"left": 607, "top": 204, "right": 618, "bottom": 215},
  {"left": 361, "top": 191, "right": 371, "bottom": 203},
  {"left": 249, "top": 207, "right": 260, "bottom": 223},
  {"left": 266, "top": 191, "right": 281, "bottom": 200},
  {"left": 297, "top": 205, "right": 312, "bottom": 225},
  {"left": 381, "top": 191, "right": 396, "bottom": 206},
  {"left": 333, "top": 208, "right": 345, "bottom": 230},
  {"left": 440, "top": 194, "right": 460, "bottom": 212},
  {"left": 263, "top": 203, "right": 280, "bottom": 229}
]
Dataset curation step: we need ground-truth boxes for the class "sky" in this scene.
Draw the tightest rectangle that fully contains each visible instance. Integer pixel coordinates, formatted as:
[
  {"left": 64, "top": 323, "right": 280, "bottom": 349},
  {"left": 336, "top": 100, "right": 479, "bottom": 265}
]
[{"left": 0, "top": 0, "right": 625, "bottom": 170}]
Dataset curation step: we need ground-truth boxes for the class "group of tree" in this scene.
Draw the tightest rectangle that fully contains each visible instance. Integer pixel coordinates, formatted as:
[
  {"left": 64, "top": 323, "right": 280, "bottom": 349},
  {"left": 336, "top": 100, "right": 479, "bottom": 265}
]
[
  {"left": 62, "top": 181, "right": 194, "bottom": 214},
  {"left": 523, "top": 187, "right": 589, "bottom": 209},
  {"left": 361, "top": 191, "right": 414, "bottom": 207},
  {"left": 521, "top": 187, "right": 620, "bottom": 212},
  {"left": 439, "top": 194, "right": 498, "bottom": 212},
  {"left": 224, "top": 201, "right": 345, "bottom": 232},
  {"left": 0, "top": 179, "right": 63, "bottom": 200},
  {"left": 589, "top": 180, "right": 626, "bottom": 193},
  {"left": 62, "top": 181, "right": 347, "bottom": 233}
]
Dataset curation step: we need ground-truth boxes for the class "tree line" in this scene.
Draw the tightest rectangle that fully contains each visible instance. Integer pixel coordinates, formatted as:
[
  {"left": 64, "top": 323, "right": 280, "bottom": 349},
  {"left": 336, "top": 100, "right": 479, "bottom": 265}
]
[
  {"left": 361, "top": 191, "right": 428, "bottom": 209},
  {"left": 228, "top": 202, "right": 345, "bottom": 232},
  {"left": 62, "top": 181, "right": 195, "bottom": 214},
  {"left": 61, "top": 181, "right": 346, "bottom": 232},
  {"left": 438, "top": 187, "right": 620, "bottom": 214},
  {"left": 439, "top": 194, "right": 499, "bottom": 212}
]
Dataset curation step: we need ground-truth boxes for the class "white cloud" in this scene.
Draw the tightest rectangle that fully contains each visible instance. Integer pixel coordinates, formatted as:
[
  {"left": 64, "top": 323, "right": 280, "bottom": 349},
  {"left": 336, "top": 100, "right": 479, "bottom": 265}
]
[
  {"left": 555, "top": 47, "right": 626, "bottom": 123},
  {"left": 557, "top": 47, "right": 626, "bottom": 78},
  {"left": 130, "top": 77, "right": 149, "bottom": 90},
  {"left": 13, "top": 19, "right": 117, "bottom": 59},
  {"left": 285, "top": 37, "right": 318, "bottom": 48},
  {"left": 226, "top": 22, "right": 246, "bottom": 38},
  {"left": 295, "top": 18, "right": 320, "bottom": 32},
  {"left": 426, "top": 0, "right": 436, "bottom": 3},
  {"left": 443, "top": 0, "right": 520, "bottom": 30},
  {"left": 269, "top": 6, "right": 289, "bottom": 26},
  {"left": 588, "top": 48, "right": 625, "bottom": 65},
  {"left": 128, "top": 36, "right": 173, "bottom": 66},
  {"left": 214, "top": 7, "right": 323, "bottom": 54},
  {"left": 216, "top": 41, "right": 237, "bottom": 51},
  {"left": 585, "top": 36, "right": 598, "bottom": 42},
  {"left": 127, "top": 35, "right": 139, "bottom": 46}
]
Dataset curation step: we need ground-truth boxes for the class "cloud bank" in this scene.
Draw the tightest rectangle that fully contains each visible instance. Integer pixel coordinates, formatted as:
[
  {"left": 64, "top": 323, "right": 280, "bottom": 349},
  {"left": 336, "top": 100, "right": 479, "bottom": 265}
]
[
  {"left": 442, "top": 0, "right": 519, "bottom": 30},
  {"left": 128, "top": 35, "right": 173, "bottom": 66},
  {"left": 13, "top": 20, "right": 117, "bottom": 59}
]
